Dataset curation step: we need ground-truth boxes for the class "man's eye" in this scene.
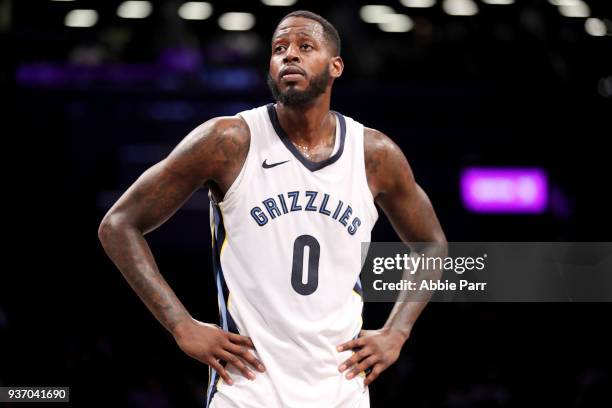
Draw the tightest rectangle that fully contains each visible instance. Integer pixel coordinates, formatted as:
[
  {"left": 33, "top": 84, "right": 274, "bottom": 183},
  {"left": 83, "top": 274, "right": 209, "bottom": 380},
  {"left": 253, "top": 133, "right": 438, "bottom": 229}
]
[
  {"left": 274, "top": 45, "right": 286, "bottom": 52},
  {"left": 301, "top": 44, "right": 312, "bottom": 50}
]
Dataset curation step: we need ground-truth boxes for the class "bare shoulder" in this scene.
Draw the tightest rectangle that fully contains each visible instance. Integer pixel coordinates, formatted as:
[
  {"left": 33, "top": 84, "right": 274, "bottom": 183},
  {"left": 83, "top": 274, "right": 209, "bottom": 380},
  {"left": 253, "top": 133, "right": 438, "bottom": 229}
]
[
  {"left": 174, "top": 115, "right": 250, "bottom": 168},
  {"left": 363, "top": 127, "right": 403, "bottom": 174},
  {"left": 167, "top": 115, "right": 250, "bottom": 190},
  {"left": 363, "top": 127, "right": 414, "bottom": 199}
]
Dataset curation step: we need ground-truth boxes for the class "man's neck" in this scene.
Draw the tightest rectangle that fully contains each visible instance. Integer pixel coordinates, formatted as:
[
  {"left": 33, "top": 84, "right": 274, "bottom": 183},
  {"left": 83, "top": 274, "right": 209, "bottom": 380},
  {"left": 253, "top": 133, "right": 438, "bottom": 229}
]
[{"left": 275, "top": 98, "right": 335, "bottom": 148}]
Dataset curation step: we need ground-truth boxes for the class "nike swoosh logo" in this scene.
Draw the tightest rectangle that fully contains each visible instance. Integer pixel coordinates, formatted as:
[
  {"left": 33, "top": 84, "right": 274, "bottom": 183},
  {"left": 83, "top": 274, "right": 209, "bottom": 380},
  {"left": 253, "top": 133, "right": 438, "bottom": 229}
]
[{"left": 262, "top": 159, "right": 290, "bottom": 169}]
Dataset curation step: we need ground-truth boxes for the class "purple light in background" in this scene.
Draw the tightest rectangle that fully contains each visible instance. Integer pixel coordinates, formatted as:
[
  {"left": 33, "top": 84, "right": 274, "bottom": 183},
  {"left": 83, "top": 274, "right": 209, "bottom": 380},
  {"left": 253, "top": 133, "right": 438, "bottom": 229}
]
[
  {"left": 17, "top": 63, "right": 161, "bottom": 87},
  {"left": 461, "top": 168, "right": 548, "bottom": 214},
  {"left": 206, "top": 68, "right": 260, "bottom": 90},
  {"left": 159, "top": 48, "right": 202, "bottom": 73}
]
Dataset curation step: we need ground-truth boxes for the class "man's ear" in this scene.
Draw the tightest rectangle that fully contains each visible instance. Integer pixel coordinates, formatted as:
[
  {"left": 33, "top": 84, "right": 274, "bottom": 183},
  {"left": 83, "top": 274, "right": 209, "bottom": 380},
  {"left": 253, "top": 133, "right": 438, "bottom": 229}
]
[{"left": 330, "top": 56, "right": 344, "bottom": 79}]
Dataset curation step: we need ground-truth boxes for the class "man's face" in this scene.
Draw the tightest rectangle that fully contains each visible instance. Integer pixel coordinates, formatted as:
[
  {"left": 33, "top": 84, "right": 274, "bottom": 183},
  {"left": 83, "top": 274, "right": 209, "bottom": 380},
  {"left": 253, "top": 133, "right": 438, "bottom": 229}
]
[{"left": 267, "top": 17, "right": 339, "bottom": 107}]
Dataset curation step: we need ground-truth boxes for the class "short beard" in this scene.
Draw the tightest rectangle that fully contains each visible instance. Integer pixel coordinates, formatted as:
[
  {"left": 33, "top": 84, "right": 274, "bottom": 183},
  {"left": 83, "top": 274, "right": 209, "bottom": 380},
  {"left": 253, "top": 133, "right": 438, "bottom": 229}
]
[{"left": 267, "top": 68, "right": 331, "bottom": 108}]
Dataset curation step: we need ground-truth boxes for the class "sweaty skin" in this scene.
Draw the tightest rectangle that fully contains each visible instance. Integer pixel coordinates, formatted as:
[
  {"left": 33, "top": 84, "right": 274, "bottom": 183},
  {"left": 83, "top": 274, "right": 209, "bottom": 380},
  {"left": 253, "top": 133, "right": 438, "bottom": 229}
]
[{"left": 98, "top": 15, "right": 446, "bottom": 387}]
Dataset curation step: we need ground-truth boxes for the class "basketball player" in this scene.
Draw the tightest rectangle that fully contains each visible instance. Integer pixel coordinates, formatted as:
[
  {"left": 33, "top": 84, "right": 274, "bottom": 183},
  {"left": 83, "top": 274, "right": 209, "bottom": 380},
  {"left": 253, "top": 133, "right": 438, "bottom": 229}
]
[{"left": 98, "top": 10, "right": 446, "bottom": 408}]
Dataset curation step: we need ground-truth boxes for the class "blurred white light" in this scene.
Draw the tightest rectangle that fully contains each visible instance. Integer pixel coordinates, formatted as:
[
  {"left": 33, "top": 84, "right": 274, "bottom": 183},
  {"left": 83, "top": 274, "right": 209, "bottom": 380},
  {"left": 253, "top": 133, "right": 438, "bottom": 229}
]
[
  {"left": 378, "top": 14, "right": 414, "bottom": 32},
  {"left": 558, "top": 1, "right": 590, "bottom": 18},
  {"left": 585, "top": 18, "right": 606, "bottom": 36},
  {"left": 64, "top": 9, "right": 98, "bottom": 27},
  {"left": 178, "top": 2, "right": 212, "bottom": 20},
  {"left": 117, "top": 1, "right": 152, "bottom": 19},
  {"left": 360, "top": 5, "right": 396, "bottom": 24},
  {"left": 218, "top": 12, "right": 255, "bottom": 31},
  {"left": 400, "top": 0, "right": 436, "bottom": 8},
  {"left": 482, "top": 0, "right": 514, "bottom": 4},
  {"left": 442, "top": 0, "right": 479, "bottom": 16},
  {"left": 547, "top": 0, "right": 579, "bottom": 5},
  {"left": 261, "top": 0, "right": 298, "bottom": 6}
]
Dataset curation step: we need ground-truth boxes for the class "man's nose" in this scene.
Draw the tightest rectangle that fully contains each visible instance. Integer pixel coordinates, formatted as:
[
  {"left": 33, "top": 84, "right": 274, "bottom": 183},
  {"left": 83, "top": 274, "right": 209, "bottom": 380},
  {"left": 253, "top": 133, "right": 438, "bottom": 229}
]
[{"left": 283, "top": 44, "right": 300, "bottom": 63}]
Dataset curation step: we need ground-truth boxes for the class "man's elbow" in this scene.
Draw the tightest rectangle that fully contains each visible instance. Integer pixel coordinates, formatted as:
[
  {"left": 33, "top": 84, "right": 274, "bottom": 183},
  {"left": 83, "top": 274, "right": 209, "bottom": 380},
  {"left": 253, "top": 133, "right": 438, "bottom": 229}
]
[
  {"left": 422, "top": 230, "right": 447, "bottom": 257},
  {"left": 434, "top": 234, "right": 448, "bottom": 258},
  {"left": 97, "top": 212, "right": 129, "bottom": 246},
  {"left": 98, "top": 215, "right": 114, "bottom": 246}
]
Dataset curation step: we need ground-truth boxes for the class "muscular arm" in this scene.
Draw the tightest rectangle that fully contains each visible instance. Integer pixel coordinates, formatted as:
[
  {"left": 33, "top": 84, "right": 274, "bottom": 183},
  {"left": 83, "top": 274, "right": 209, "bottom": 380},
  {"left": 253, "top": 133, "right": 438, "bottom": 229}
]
[
  {"left": 338, "top": 127, "right": 447, "bottom": 385},
  {"left": 97, "top": 116, "right": 264, "bottom": 383},
  {"left": 98, "top": 116, "right": 248, "bottom": 333},
  {"left": 365, "top": 127, "right": 447, "bottom": 340}
]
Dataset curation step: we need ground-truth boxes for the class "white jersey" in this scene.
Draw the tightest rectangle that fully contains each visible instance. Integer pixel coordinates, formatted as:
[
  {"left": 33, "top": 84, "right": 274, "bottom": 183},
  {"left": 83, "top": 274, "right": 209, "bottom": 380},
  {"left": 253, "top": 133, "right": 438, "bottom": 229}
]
[{"left": 207, "top": 103, "right": 378, "bottom": 408}]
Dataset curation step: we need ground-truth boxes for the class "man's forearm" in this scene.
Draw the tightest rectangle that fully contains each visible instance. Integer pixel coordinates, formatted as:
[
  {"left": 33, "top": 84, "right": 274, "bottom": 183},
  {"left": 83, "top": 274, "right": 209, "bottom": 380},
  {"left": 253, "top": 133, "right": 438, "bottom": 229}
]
[
  {"left": 98, "top": 221, "right": 192, "bottom": 335},
  {"left": 383, "top": 241, "right": 447, "bottom": 341},
  {"left": 383, "top": 301, "right": 427, "bottom": 341}
]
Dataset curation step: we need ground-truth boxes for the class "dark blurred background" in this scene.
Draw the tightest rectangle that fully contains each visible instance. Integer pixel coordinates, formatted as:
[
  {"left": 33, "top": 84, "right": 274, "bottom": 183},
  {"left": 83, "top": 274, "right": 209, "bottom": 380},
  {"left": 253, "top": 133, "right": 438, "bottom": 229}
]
[{"left": 2, "top": 0, "right": 612, "bottom": 406}]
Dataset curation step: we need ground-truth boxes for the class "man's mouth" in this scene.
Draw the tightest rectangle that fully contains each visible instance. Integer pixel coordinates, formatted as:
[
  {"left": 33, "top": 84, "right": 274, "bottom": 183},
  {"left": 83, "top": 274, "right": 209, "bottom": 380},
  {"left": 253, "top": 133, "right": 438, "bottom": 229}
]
[
  {"left": 280, "top": 66, "right": 305, "bottom": 81},
  {"left": 281, "top": 73, "right": 304, "bottom": 82}
]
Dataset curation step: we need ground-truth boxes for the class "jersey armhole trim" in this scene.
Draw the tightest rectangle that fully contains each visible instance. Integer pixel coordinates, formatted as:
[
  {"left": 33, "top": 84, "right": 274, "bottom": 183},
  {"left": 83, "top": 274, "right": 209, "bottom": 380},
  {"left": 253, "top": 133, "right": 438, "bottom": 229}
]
[
  {"left": 217, "top": 113, "right": 252, "bottom": 206},
  {"left": 360, "top": 124, "right": 379, "bottom": 225}
]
